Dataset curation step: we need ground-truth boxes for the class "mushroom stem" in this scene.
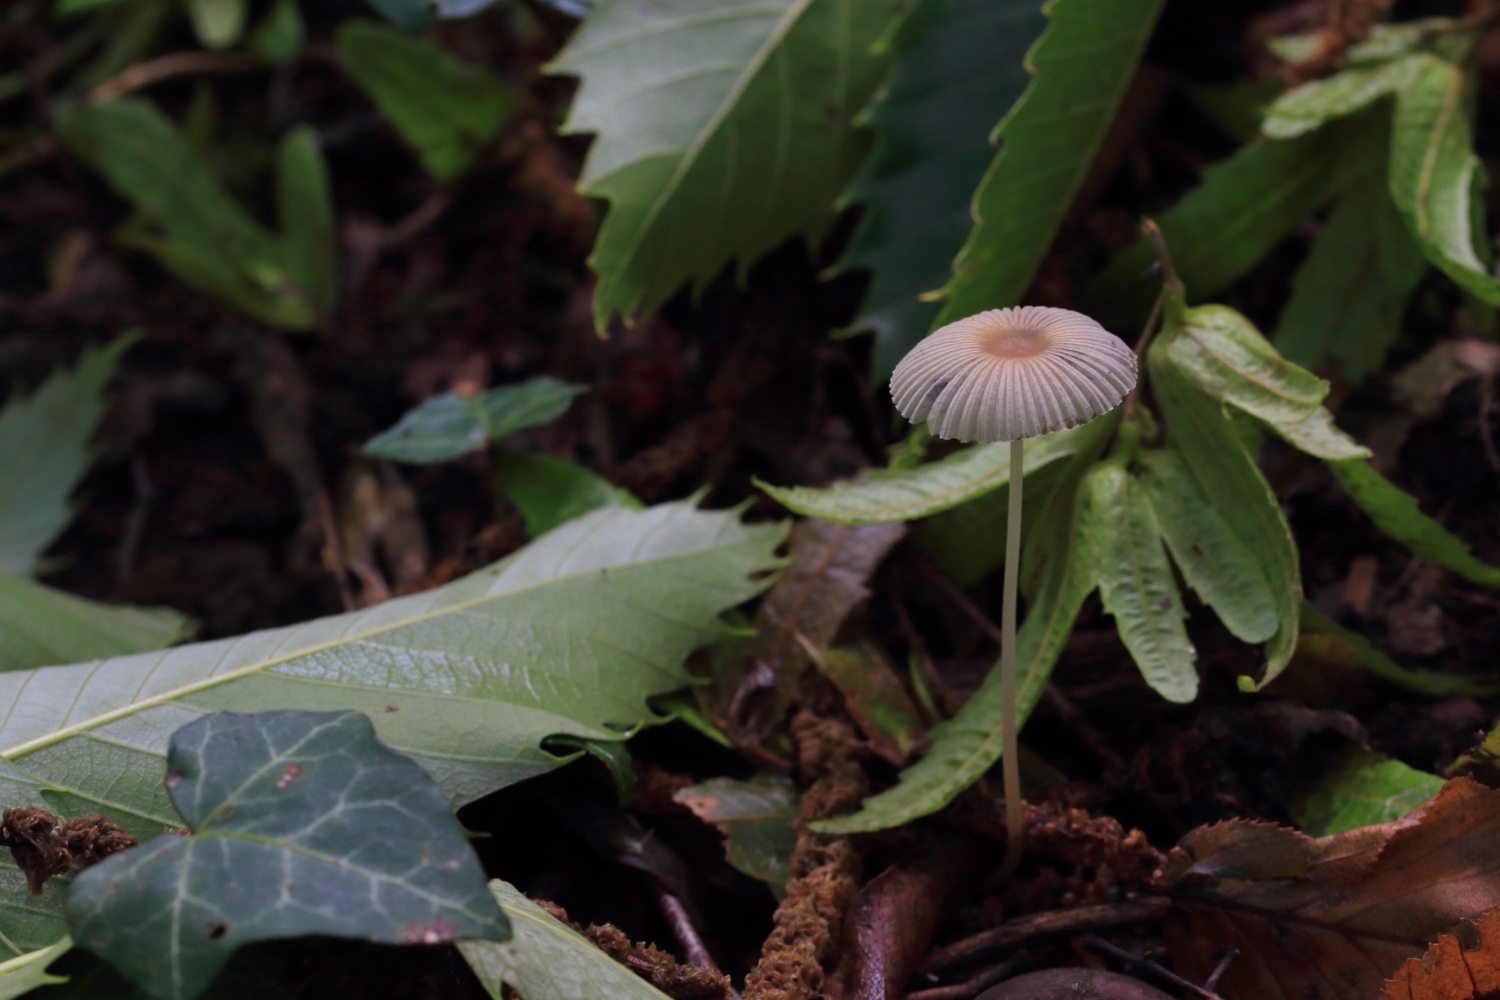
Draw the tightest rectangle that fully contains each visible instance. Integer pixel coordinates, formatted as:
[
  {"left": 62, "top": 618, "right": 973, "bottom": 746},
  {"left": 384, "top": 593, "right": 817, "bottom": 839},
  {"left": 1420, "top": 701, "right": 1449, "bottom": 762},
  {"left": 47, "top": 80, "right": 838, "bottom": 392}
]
[{"left": 999, "top": 438, "right": 1025, "bottom": 879}]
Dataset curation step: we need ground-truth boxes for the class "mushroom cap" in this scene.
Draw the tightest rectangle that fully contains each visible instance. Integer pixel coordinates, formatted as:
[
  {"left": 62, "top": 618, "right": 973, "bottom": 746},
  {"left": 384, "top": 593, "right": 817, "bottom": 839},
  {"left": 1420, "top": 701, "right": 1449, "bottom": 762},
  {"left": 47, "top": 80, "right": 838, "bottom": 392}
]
[{"left": 890, "top": 306, "right": 1137, "bottom": 443}]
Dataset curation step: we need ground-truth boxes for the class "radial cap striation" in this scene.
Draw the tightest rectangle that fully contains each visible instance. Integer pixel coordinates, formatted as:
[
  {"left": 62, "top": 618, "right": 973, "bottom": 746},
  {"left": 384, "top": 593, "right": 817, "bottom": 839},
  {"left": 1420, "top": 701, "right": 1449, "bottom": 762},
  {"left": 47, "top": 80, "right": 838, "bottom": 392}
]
[{"left": 890, "top": 306, "right": 1138, "bottom": 443}]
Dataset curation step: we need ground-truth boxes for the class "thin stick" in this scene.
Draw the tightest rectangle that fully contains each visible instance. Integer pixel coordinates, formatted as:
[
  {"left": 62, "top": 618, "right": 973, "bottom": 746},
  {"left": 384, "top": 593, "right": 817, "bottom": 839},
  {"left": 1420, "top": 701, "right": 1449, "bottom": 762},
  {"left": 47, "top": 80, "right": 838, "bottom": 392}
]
[
  {"left": 1079, "top": 934, "right": 1228, "bottom": 1000},
  {"left": 998, "top": 439, "right": 1025, "bottom": 880}
]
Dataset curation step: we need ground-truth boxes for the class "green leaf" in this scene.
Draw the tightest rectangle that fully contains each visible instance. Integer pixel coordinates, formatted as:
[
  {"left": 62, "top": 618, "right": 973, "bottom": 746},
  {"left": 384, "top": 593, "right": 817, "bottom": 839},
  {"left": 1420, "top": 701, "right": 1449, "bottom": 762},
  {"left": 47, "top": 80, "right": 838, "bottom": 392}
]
[
  {"left": 336, "top": 21, "right": 509, "bottom": 182},
  {"left": 0, "top": 334, "right": 134, "bottom": 576},
  {"left": 931, "top": 0, "right": 1165, "bottom": 326},
  {"left": 274, "top": 127, "right": 336, "bottom": 317},
  {"left": 1291, "top": 743, "right": 1442, "bottom": 836},
  {"left": 0, "top": 938, "right": 70, "bottom": 999},
  {"left": 1164, "top": 303, "right": 1329, "bottom": 424},
  {"left": 1080, "top": 463, "right": 1196, "bottom": 703},
  {"left": 0, "top": 573, "right": 192, "bottom": 673},
  {"left": 1149, "top": 318, "right": 1300, "bottom": 687},
  {"left": 362, "top": 378, "right": 587, "bottom": 464},
  {"left": 1328, "top": 458, "right": 1500, "bottom": 588},
  {"left": 1136, "top": 448, "right": 1277, "bottom": 645},
  {"left": 550, "top": 0, "right": 907, "bottom": 329},
  {"left": 458, "top": 881, "right": 673, "bottom": 1000},
  {"left": 812, "top": 449, "right": 1100, "bottom": 834},
  {"left": 1389, "top": 54, "right": 1500, "bottom": 302},
  {"left": 1298, "top": 601, "right": 1500, "bottom": 698},
  {"left": 186, "top": 0, "right": 246, "bottom": 49},
  {"left": 837, "top": 0, "right": 1048, "bottom": 379},
  {"left": 0, "top": 501, "right": 785, "bottom": 952},
  {"left": 1273, "top": 171, "right": 1428, "bottom": 381},
  {"left": 809, "top": 643, "right": 926, "bottom": 764},
  {"left": 67, "top": 710, "right": 506, "bottom": 1000},
  {"left": 54, "top": 98, "right": 327, "bottom": 330},
  {"left": 1263, "top": 407, "right": 1372, "bottom": 461},
  {"left": 494, "top": 453, "right": 641, "bottom": 539},
  {"left": 249, "top": 0, "right": 304, "bottom": 66},
  {"left": 1262, "top": 55, "right": 1421, "bottom": 139},
  {"left": 361, "top": 0, "right": 436, "bottom": 33},
  {"left": 1086, "top": 113, "right": 1381, "bottom": 329},
  {"left": 674, "top": 776, "right": 797, "bottom": 896},
  {"left": 756, "top": 423, "right": 1087, "bottom": 525}
]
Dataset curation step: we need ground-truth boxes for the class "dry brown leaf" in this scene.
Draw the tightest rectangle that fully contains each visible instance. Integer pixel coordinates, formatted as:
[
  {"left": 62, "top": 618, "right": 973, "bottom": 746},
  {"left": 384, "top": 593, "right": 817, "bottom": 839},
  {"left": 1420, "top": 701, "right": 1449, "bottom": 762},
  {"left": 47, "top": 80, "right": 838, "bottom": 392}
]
[
  {"left": 1161, "top": 776, "right": 1500, "bottom": 1000},
  {"left": 1382, "top": 905, "right": 1500, "bottom": 1000}
]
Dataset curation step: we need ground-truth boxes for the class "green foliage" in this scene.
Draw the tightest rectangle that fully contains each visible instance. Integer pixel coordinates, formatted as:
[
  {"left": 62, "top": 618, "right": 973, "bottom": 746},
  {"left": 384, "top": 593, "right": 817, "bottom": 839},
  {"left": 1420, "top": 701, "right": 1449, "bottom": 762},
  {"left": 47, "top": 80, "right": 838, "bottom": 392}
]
[
  {"left": 0, "top": 939, "right": 70, "bottom": 1000},
  {"left": 68, "top": 710, "right": 506, "bottom": 1000},
  {"left": 932, "top": 0, "right": 1166, "bottom": 326},
  {"left": 674, "top": 776, "right": 798, "bottom": 896},
  {"left": 336, "top": 21, "right": 510, "bottom": 182},
  {"left": 249, "top": 0, "right": 304, "bottom": 66},
  {"left": 837, "top": 0, "right": 1047, "bottom": 379},
  {"left": 550, "top": 0, "right": 907, "bottom": 329},
  {"left": 458, "top": 882, "right": 673, "bottom": 1000},
  {"left": 0, "top": 573, "right": 192, "bottom": 672},
  {"left": 186, "top": 0, "right": 247, "bottom": 49},
  {"left": 1299, "top": 602, "right": 1499, "bottom": 698},
  {"left": 0, "top": 501, "right": 784, "bottom": 952},
  {"left": 362, "top": 378, "right": 587, "bottom": 464},
  {"left": 1161, "top": 303, "right": 1329, "bottom": 424},
  {"left": 55, "top": 100, "right": 336, "bottom": 330},
  {"left": 494, "top": 453, "right": 641, "bottom": 538},
  {"left": 0, "top": 333, "right": 134, "bottom": 576},
  {"left": 1292, "top": 744, "right": 1442, "bottom": 836}
]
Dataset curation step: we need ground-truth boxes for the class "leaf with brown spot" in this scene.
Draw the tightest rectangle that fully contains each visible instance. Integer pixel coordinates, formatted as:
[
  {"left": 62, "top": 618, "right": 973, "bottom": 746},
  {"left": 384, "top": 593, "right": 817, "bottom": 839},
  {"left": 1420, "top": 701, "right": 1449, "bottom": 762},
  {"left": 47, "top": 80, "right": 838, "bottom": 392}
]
[
  {"left": 1162, "top": 777, "right": 1500, "bottom": 1000},
  {"left": 804, "top": 639, "right": 926, "bottom": 766},
  {"left": 1382, "top": 905, "right": 1500, "bottom": 1000}
]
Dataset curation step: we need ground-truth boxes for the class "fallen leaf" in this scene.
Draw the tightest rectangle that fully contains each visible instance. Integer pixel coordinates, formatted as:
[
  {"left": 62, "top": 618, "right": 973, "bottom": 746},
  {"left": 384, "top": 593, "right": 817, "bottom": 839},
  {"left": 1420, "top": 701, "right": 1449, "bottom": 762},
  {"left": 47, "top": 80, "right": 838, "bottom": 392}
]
[
  {"left": 674, "top": 776, "right": 798, "bottom": 897},
  {"left": 1381, "top": 904, "right": 1500, "bottom": 1000},
  {"left": 804, "top": 638, "right": 927, "bottom": 766},
  {"left": 1162, "top": 776, "right": 1500, "bottom": 1000}
]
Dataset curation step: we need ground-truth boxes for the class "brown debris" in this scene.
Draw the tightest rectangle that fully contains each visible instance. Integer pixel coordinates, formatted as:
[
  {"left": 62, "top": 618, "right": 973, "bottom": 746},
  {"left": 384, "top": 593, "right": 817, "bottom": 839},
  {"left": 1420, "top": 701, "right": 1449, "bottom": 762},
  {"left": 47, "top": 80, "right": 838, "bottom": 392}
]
[
  {"left": 0, "top": 807, "right": 138, "bottom": 895},
  {"left": 1381, "top": 904, "right": 1500, "bottom": 1000},
  {"left": 1284, "top": 0, "right": 1397, "bottom": 86},
  {"left": 1023, "top": 803, "right": 1167, "bottom": 906},
  {"left": 533, "top": 898, "right": 731, "bottom": 1000}
]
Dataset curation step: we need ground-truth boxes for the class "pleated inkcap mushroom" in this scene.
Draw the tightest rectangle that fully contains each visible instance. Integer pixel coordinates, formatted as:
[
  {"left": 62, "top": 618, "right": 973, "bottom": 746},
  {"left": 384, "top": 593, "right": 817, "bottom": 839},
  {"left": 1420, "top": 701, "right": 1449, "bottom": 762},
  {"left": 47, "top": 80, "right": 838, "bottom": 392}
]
[{"left": 890, "top": 306, "right": 1137, "bottom": 442}]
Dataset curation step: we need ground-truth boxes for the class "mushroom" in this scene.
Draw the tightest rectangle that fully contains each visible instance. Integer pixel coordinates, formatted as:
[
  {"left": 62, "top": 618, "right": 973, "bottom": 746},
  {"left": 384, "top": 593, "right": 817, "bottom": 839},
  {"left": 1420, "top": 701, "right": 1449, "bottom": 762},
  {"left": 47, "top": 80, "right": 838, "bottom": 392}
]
[{"left": 890, "top": 306, "right": 1136, "bottom": 870}]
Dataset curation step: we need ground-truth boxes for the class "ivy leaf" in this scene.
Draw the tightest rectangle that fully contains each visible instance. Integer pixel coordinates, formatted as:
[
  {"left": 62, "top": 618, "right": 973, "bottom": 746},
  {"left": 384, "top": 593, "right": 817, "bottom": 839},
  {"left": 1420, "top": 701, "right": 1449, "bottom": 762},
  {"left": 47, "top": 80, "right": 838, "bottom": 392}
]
[
  {"left": 0, "top": 573, "right": 192, "bottom": 672},
  {"left": 1149, "top": 317, "right": 1301, "bottom": 688},
  {"left": 837, "top": 0, "right": 1047, "bottom": 380},
  {"left": 1262, "top": 55, "right": 1421, "bottom": 139},
  {"left": 67, "top": 710, "right": 506, "bottom": 1000},
  {"left": 494, "top": 453, "right": 641, "bottom": 539},
  {"left": 0, "top": 333, "right": 134, "bottom": 576},
  {"left": 1273, "top": 171, "right": 1428, "bottom": 382},
  {"left": 1080, "top": 463, "right": 1196, "bottom": 703},
  {"left": 933, "top": 0, "right": 1164, "bottom": 326},
  {"left": 756, "top": 423, "right": 1088, "bottom": 525},
  {"left": 1328, "top": 458, "right": 1500, "bottom": 588},
  {"left": 1163, "top": 304, "right": 1329, "bottom": 425},
  {"left": 1389, "top": 54, "right": 1500, "bottom": 303},
  {"left": 1136, "top": 448, "right": 1276, "bottom": 645},
  {"left": 550, "top": 0, "right": 907, "bottom": 329},
  {"left": 362, "top": 378, "right": 587, "bottom": 464},
  {"left": 458, "top": 881, "right": 672, "bottom": 1000},
  {"left": 0, "top": 501, "right": 785, "bottom": 952},
  {"left": 1292, "top": 744, "right": 1443, "bottom": 837},
  {"left": 811, "top": 417, "right": 1113, "bottom": 834},
  {"left": 336, "top": 21, "right": 510, "bottom": 182}
]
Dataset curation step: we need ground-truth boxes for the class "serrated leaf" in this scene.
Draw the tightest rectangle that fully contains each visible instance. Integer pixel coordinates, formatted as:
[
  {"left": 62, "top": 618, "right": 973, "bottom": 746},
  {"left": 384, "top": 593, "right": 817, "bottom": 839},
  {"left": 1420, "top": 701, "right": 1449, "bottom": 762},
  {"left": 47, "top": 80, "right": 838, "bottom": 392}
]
[
  {"left": 336, "top": 21, "right": 509, "bottom": 182},
  {"left": 68, "top": 710, "right": 506, "bottom": 1000},
  {"left": 0, "top": 501, "right": 785, "bottom": 953},
  {"left": 838, "top": 0, "right": 1047, "bottom": 379},
  {"left": 551, "top": 0, "right": 906, "bottom": 329},
  {"left": 1080, "top": 463, "right": 1196, "bottom": 703},
  {"left": 1149, "top": 314, "right": 1300, "bottom": 687},
  {"left": 459, "top": 881, "right": 673, "bottom": 1000},
  {"left": 0, "top": 938, "right": 70, "bottom": 999},
  {"left": 674, "top": 775, "right": 797, "bottom": 895},
  {"left": 1263, "top": 406, "right": 1372, "bottom": 461},
  {"left": 0, "top": 334, "right": 134, "bottom": 576},
  {"left": 1262, "top": 55, "right": 1421, "bottom": 139},
  {"left": 494, "top": 453, "right": 640, "bottom": 539},
  {"left": 1136, "top": 448, "right": 1277, "bottom": 645},
  {"left": 757, "top": 423, "right": 1087, "bottom": 525},
  {"left": 1390, "top": 54, "right": 1500, "bottom": 303},
  {"left": 811, "top": 425, "right": 1108, "bottom": 834},
  {"left": 1328, "top": 458, "right": 1500, "bottom": 588},
  {"left": 1292, "top": 744, "right": 1443, "bottom": 837},
  {"left": 363, "top": 378, "right": 587, "bottom": 464},
  {"left": 1273, "top": 171, "right": 1428, "bottom": 382},
  {"left": 1087, "top": 113, "right": 1381, "bottom": 329},
  {"left": 932, "top": 0, "right": 1164, "bottom": 326},
  {"left": 0, "top": 573, "right": 192, "bottom": 673},
  {"left": 1164, "top": 303, "right": 1329, "bottom": 424}
]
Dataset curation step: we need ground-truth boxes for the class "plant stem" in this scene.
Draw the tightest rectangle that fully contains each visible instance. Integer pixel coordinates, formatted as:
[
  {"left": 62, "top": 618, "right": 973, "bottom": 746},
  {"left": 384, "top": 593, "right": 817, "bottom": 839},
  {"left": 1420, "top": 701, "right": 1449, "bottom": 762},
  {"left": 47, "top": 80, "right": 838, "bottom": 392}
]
[{"left": 999, "top": 438, "right": 1024, "bottom": 878}]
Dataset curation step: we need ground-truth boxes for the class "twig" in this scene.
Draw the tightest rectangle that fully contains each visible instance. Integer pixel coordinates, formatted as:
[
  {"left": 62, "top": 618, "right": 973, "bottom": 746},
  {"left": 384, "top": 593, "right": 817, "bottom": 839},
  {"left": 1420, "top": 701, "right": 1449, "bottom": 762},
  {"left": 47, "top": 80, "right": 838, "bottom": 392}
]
[
  {"left": 88, "top": 51, "right": 258, "bottom": 104},
  {"left": 921, "top": 897, "right": 1173, "bottom": 973},
  {"left": 903, "top": 953, "right": 1031, "bottom": 1000},
  {"left": 657, "top": 888, "right": 719, "bottom": 973},
  {"left": 1079, "top": 934, "right": 1227, "bottom": 1000},
  {"left": 1202, "top": 945, "right": 1238, "bottom": 994}
]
